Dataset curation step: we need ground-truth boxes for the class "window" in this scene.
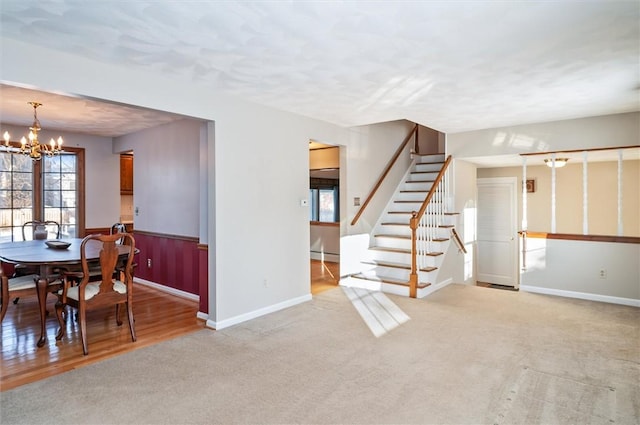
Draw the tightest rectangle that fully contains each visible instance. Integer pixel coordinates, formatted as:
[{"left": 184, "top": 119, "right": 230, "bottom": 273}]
[
  {"left": 309, "top": 178, "right": 339, "bottom": 223},
  {"left": 0, "top": 148, "right": 83, "bottom": 242}
]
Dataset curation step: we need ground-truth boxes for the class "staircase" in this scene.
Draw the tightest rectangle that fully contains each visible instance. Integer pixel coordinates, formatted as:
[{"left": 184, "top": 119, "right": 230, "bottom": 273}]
[{"left": 344, "top": 153, "right": 457, "bottom": 298}]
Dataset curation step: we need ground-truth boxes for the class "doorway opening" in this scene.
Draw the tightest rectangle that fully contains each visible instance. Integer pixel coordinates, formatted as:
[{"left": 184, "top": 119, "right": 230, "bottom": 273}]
[{"left": 309, "top": 141, "right": 340, "bottom": 294}]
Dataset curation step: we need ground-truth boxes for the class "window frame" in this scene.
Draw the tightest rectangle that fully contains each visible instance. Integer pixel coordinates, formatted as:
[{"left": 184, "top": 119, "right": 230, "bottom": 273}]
[
  {"left": 0, "top": 144, "right": 85, "bottom": 241},
  {"left": 309, "top": 177, "right": 339, "bottom": 223}
]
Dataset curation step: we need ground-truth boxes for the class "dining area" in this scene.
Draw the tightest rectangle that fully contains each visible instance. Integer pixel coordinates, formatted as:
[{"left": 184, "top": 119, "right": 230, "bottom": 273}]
[{"left": 1, "top": 221, "right": 203, "bottom": 391}]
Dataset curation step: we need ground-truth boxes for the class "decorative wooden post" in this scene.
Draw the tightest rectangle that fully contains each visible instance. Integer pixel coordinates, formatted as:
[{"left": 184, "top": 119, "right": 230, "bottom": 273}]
[{"left": 409, "top": 211, "right": 419, "bottom": 298}]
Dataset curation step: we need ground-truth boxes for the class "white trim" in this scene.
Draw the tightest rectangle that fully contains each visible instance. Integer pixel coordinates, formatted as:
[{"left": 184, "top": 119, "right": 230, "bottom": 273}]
[
  {"left": 134, "top": 278, "right": 199, "bottom": 302},
  {"left": 521, "top": 156, "right": 527, "bottom": 231},
  {"left": 520, "top": 285, "right": 640, "bottom": 307},
  {"left": 617, "top": 149, "right": 623, "bottom": 236},
  {"left": 196, "top": 311, "right": 208, "bottom": 321},
  {"left": 205, "top": 293, "right": 312, "bottom": 330},
  {"left": 418, "top": 277, "right": 453, "bottom": 298},
  {"left": 551, "top": 153, "right": 557, "bottom": 233},
  {"left": 582, "top": 151, "right": 588, "bottom": 235},
  {"left": 310, "top": 251, "right": 340, "bottom": 263}
]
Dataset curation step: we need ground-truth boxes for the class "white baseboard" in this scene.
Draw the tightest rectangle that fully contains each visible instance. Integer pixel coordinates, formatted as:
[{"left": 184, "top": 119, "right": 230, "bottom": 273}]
[
  {"left": 134, "top": 278, "right": 199, "bottom": 302},
  {"left": 520, "top": 285, "right": 640, "bottom": 307},
  {"left": 310, "top": 252, "right": 340, "bottom": 263},
  {"left": 418, "top": 278, "right": 453, "bottom": 298},
  {"left": 206, "top": 293, "right": 313, "bottom": 330},
  {"left": 196, "top": 311, "right": 208, "bottom": 321}
]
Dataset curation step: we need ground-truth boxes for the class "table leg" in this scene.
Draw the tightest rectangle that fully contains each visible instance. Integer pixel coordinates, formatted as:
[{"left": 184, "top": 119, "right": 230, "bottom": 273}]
[{"left": 35, "top": 276, "right": 49, "bottom": 347}]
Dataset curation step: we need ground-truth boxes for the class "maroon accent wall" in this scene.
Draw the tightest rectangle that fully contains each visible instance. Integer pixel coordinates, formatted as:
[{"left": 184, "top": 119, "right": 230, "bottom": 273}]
[{"left": 133, "top": 232, "right": 200, "bottom": 297}]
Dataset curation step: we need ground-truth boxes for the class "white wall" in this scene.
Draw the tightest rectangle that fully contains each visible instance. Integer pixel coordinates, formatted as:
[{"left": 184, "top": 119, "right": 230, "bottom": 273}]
[
  {"left": 343, "top": 120, "right": 415, "bottom": 236},
  {"left": 0, "top": 123, "right": 119, "bottom": 228},
  {"left": 478, "top": 160, "right": 640, "bottom": 237},
  {"left": 448, "top": 112, "right": 639, "bottom": 157},
  {"left": 0, "top": 37, "right": 348, "bottom": 326},
  {"left": 114, "top": 119, "right": 201, "bottom": 237},
  {"left": 521, "top": 238, "right": 640, "bottom": 305},
  {"left": 451, "top": 159, "right": 478, "bottom": 285},
  {"left": 448, "top": 113, "right": 640, "bottom": 303},
  {"left": 310, "top": 224, "right": 340, "bottom": 262}
]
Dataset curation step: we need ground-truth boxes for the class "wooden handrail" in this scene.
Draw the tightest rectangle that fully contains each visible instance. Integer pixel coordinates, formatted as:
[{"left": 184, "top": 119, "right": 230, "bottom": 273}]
[
  {"left": 451, "top": 228, "right": 467, "bottom": 254},
  {"left": 351, "top": 124, "right": 418, "bottom": 226},
  {"left": 520, "top": 145, "right": 639, "bottom": 156}
]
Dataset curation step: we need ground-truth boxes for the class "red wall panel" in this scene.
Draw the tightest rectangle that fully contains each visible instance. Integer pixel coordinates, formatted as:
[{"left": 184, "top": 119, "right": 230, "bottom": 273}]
[{"left": 133, "top": 232, "right": 201, "bottom": 297}]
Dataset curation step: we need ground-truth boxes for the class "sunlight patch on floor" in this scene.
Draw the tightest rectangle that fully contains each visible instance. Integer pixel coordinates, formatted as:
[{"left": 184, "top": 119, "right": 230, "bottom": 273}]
[{"left": 342, "top": 286, "right": 410, "bottom": 337}]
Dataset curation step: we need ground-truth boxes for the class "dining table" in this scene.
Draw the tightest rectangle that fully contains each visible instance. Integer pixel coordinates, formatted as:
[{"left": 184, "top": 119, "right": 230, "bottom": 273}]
[{"left": 0, "top": 238, "right": 134, "bottom": 347}]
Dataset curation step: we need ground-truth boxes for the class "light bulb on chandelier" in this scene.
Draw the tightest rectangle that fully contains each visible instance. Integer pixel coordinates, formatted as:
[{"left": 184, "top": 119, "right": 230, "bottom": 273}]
[{"left": 2, "top": 101, "right": 64, "bottom": 161}]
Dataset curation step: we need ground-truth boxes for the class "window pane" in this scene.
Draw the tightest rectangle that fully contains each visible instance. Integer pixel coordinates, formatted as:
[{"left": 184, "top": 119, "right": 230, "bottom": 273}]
[
  {"left": 61, "top": 155, "right": 76, "bottom": 172},
  {"left": 43, "top": 153, "right": 77, "bottom": 238},
  {"left": 309, "top": 189, "right": 318, "bottom": 221},
  {"left": 0, "top": 151, "right": 79, "bottom": 241},
  {"left": 43, "top": 155, "right": 61, "bottom": 173},
  {"left": 43, "top": 173, "right": 61, "bottom": 190},
  {"left": 0, "top": 171, "right": 10, "bottom": 189},
  {"left": 0, "top": 192, "right": 9, "bottom": 208},
  {"left": 12, "top": 155, "right": 32, "bottom": 172},
  {"left": 61, "top": 173, "right": 76, "bottom": 190},
  {"left": 319, "top": 189, "right": 336, "bottom": 222},
  {"left": 12, "top": 172, "right": 32, "bottom": 191}
]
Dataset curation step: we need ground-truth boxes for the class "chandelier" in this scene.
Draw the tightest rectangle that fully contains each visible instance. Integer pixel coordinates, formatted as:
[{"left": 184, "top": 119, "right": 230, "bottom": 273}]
[{"left": 2, "top": 101, "right": 64, "bottom": 160}]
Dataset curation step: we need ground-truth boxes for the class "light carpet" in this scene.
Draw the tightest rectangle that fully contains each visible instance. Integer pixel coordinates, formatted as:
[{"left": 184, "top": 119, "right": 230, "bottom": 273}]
[{"left": 1, "top": 284, "right": 638, "bottom": 425}]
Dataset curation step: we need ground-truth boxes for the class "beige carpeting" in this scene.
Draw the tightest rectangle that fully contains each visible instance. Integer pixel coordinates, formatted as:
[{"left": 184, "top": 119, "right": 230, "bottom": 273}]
[{"left": 1, "top": 284, "right": 639, "bottom": 424}]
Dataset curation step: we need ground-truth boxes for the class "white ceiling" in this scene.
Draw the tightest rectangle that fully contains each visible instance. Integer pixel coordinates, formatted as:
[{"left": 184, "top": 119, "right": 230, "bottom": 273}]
[{"left": 0, "top": 1, "right": 638, "bottom": 139}]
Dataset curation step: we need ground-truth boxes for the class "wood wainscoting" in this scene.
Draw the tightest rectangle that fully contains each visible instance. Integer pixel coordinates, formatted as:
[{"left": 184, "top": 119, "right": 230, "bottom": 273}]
[
  {"left": 73, "top": 229, "right": 208, "bottom": 314},
  {"left": 133, "top": 230, "right": 201, "bottom": 296}
]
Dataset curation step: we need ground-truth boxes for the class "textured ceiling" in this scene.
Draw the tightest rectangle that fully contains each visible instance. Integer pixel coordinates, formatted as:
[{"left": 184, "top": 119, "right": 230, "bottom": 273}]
[{"left": 0, "top": 1, "right": 638, "bottom": 137}]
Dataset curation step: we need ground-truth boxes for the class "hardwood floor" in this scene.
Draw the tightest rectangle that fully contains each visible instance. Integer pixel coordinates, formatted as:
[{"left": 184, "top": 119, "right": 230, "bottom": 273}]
[
  {"left": 1, "top": 283, "right": 204, "bottom": 391},
  {"left": 1, "top": 261, "right": 340, "bottom": 391},
  {"left": 310, "top": 260, "right": 340, "bottom": 295}
]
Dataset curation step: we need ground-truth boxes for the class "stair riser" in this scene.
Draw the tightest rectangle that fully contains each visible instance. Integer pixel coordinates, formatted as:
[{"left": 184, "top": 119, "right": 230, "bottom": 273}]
[
  {"left": 370, "top": 249, "right": 441, "bottom": 266},
  {"left": 373, "top": 226, "right": 450, "bottom": 242},
  {"left": 414, "top": 163, "right": 444, "bottom": 173},
  {"left": 402, "top": 181, "right": 434, "bottom": 192},
  {"left": 374, "top": 237, "right": 411, "bottom": 250},
  {"left": 408, "top": 172, "right": 439, "bottom": 182},
  {"left": 378, "top": 225, "right": 412, "bottom": 237},
  {"left": 397, "top": 192, "right": 428, "bottom": 202},
  {"left": 370, "top": 250, "right": 411, "bottom": 264},
  {"left": 416, "top": 154, "right": 446, "bottom": 163},
  {"left": 361, "top": 267, "right": 410, "bottom": 280},
  {"left": 383, "top": 213, "right": 412, "bottom": 224}
]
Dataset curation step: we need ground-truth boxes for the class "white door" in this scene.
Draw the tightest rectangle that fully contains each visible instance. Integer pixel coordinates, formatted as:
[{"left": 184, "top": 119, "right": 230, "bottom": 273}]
[{"left": 477, "top": 177, "right": 518, "bottom": 288}]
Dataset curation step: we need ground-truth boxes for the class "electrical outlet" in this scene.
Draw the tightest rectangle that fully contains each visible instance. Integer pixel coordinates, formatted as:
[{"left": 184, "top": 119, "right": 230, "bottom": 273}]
[
  {"left": 599, "top": 268, "right": 606, "bottom": 279},
  {"left": 147, "top": 258, "right": 152, "bottom": 268}
]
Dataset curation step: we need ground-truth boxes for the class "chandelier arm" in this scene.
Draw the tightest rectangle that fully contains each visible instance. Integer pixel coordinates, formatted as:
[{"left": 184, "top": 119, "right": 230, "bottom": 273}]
[{"left": 1, "top": 101, "right": 63, "bottom": 160}]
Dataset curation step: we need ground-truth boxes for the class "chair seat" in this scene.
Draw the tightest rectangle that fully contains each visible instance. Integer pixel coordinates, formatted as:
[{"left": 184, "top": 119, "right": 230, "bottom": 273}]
[
  {"left": 7, "top": 274, "right": 38, "bottom": 291},
  {"left": 60, "top": 280, "right": 126, "bottom": 301}
]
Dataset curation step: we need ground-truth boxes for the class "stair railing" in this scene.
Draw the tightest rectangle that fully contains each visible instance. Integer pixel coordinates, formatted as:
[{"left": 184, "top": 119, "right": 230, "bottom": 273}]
[
  {"left": 351, "top": 124, "right": 418, "bottom": 226},
  {"left": 409, "top": 155, "right": 452, "bottom": 297}
]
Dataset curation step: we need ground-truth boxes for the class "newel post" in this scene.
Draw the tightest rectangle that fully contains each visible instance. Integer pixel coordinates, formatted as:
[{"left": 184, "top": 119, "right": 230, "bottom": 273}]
[{"left": 409, "top": 211, "right": 419, "bottom": 298}]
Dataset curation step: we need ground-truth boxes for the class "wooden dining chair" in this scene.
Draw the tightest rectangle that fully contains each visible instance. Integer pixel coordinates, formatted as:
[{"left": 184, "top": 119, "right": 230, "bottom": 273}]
[
  {"left": 13, "top": 220, "right": 63, "bottom": 305},
  {"left": 110, "top": 222, "right": 127, "bottom": 244},
  {"left": 21, "top": 220, "right": 61, "bottom": 241},
  {"left": 55, "top": 233, "right": 137, "bottom": 355},
  {"left": 1, "top": 263, "right": 61, "bottom": 323}
]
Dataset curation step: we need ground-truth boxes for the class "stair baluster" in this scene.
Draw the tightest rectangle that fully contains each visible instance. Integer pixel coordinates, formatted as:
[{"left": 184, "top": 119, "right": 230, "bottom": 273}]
[{"left": 409, "top": 155, "right": 453, "bottom": 298}]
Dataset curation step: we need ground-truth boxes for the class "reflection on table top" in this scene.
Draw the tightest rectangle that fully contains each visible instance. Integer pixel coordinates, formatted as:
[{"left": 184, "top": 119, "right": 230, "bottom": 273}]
[{"left": 0, "top": 238, "right": 132, "bottom": 266}]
